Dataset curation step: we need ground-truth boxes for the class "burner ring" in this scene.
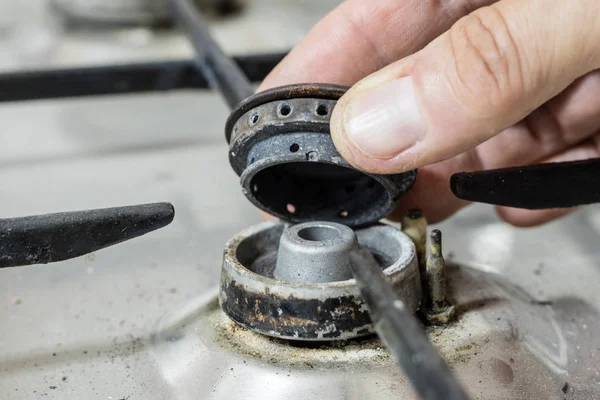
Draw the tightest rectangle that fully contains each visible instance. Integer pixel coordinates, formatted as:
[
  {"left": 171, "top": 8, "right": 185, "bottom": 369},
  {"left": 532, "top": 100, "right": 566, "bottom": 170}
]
[
  {"left": 219, "top": 220, "right": 421, "bottom": 341},
  {"left": 225, "top": 83, "right": 417, "bottom": 228}
]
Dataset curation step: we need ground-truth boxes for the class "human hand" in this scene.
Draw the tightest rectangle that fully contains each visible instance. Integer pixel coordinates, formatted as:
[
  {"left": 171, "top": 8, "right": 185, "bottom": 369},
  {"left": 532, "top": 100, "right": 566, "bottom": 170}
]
[{"left": 258, "top": 0, "right": 600, "bottom": 226}]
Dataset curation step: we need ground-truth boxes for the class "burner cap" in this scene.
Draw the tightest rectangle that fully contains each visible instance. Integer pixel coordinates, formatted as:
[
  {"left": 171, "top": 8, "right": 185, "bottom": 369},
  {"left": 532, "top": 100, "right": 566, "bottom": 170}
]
[{"left": 225, "top": 84, "right": 417, "bottom": 228}]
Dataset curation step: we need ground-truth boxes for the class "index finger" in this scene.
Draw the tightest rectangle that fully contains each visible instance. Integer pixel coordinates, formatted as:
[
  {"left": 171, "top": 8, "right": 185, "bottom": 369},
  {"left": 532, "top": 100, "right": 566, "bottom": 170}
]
[{"left": 259, "top": 0, "right": 494, "bottom": 90}]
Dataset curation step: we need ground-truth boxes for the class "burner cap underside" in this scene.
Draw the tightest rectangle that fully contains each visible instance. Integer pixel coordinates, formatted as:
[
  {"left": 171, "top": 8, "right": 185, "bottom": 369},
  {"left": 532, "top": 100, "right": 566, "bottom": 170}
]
[{"left": 226, "top": 84, "right": 417, "bottom": 228}]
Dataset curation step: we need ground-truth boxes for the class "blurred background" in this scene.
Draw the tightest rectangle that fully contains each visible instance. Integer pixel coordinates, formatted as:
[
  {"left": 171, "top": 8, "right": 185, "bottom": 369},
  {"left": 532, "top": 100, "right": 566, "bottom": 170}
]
[{"left": 0, "top": 0, "right": 341, "bottom": 170}]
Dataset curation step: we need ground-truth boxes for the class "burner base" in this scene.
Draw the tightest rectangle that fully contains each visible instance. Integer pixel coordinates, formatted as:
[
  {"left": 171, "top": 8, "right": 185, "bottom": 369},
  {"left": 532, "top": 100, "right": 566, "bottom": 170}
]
[{"left": 219, "top": 220, "right": 421, "bottom": 341}]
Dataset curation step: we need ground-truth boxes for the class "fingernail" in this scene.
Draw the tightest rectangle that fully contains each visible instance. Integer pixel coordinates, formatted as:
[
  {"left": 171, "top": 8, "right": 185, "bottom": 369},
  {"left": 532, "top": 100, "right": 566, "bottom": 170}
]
[{"left": 343, "top": 76, "right": 424, "bottom": 159}]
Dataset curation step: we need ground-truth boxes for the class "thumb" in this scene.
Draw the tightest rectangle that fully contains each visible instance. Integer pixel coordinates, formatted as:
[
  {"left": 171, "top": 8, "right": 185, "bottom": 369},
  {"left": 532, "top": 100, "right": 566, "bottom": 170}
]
[{"left": 330, "top": 0, "right": 600, "bottom": 174}]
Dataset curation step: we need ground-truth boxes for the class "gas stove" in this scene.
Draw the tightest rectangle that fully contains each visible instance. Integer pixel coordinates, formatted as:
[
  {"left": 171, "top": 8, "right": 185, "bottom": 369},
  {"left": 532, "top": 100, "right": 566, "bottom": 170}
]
[{"left": 1, "top": 1, "right": 600, "bottom": 399}]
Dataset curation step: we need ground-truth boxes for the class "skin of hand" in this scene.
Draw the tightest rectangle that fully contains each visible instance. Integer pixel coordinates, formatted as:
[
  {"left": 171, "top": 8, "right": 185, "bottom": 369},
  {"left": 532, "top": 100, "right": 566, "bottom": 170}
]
[{"left": 257, "top": 0, "right": 600, "bottom": 226}]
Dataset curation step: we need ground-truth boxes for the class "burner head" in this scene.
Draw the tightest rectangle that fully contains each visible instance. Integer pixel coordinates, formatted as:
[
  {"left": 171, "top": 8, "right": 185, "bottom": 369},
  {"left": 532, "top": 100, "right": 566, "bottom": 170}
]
[
  {"left": 225, "top": 84, "right": 417, "bottom": 228},
  {"left": 274, "top": 222, "right": 357, "bottom": 283},
  {"left": 219, "top": 220, "right": 421, "bottom": 341}
]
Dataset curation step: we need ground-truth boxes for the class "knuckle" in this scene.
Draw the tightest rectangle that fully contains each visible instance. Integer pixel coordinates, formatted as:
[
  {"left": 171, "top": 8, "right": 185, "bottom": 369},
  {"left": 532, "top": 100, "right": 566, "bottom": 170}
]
[{"left": 446, "top": 7, "right": 526, "bottom": 116}]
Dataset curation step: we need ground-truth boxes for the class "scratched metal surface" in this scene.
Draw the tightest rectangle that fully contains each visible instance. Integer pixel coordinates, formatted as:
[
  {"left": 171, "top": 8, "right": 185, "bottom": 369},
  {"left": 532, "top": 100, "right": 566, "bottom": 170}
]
[{"left": 1, "top": 1, "right": 599, "bottom": 399}]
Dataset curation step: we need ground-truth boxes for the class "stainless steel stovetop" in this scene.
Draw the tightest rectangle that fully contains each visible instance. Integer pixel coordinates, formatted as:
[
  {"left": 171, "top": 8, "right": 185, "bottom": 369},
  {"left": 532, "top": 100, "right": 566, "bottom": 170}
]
[{"left": 1, "top": 1, "right": 599, "bottom": 399}]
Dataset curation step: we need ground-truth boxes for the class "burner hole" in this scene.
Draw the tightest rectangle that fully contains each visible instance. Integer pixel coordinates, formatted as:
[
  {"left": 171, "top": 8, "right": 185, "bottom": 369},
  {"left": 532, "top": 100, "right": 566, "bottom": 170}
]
[
  {"left": 279, "top": 103, "right": 292, "bottom": 117},
  {"left": 289, "top": 143, "right": 300, "bottom": 153},
  {"left": 305, "top": 151, "right": 317, "bottom": 161},
  {"left": 339, "top": 210, "right": 348, "bottom": 217},
  {"left": 316, "top": 104, "right": 328, "bottom": 116},
  {"left": 250, "top": 113, "right": 260, "bottom": 125},
  {"left": 286, "top": 203, "right": 296, "bottom": 214},
  {"left": 297, "top": 225, "right": 340, "bottom": 241},
  {"left": 250, "top": 158, "right": 255, "bottom": 164}
]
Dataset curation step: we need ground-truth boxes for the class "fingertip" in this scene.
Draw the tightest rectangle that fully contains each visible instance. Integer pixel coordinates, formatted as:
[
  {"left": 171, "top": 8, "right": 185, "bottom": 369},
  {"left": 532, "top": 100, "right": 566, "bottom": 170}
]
[
  {"left": 330, "top": 91, "right": 378, "bottom": 173},
  {"left": 259, "top": 210, "right": 278, "bottom": 221},
  {"left": 329, "top": 93, "right": 348, "bottom": 153},
  {"left": 385, "top": 163, "right": 471, "bottom": 223},
  {"left": 330, "top": 83, "right": 424, "bottom": 175},
  {"left": 495, "top": 206, "right": 576, "bottom": 227}
]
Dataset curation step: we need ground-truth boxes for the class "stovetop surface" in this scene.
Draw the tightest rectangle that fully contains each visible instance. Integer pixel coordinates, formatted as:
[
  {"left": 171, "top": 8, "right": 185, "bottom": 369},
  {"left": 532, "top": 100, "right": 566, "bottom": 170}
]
[{"left": 1, "top": 1, "right": 600, "bottom": 399}]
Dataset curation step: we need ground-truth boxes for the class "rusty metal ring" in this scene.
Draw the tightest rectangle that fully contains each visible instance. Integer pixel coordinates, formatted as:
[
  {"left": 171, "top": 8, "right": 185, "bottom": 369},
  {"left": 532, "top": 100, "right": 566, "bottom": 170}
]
[
  {"left": 225, "top": 83, "right": 348, "bottom": 143},
  {"left": 219, "top": 220, "right": 421, "bottom": 341}
]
